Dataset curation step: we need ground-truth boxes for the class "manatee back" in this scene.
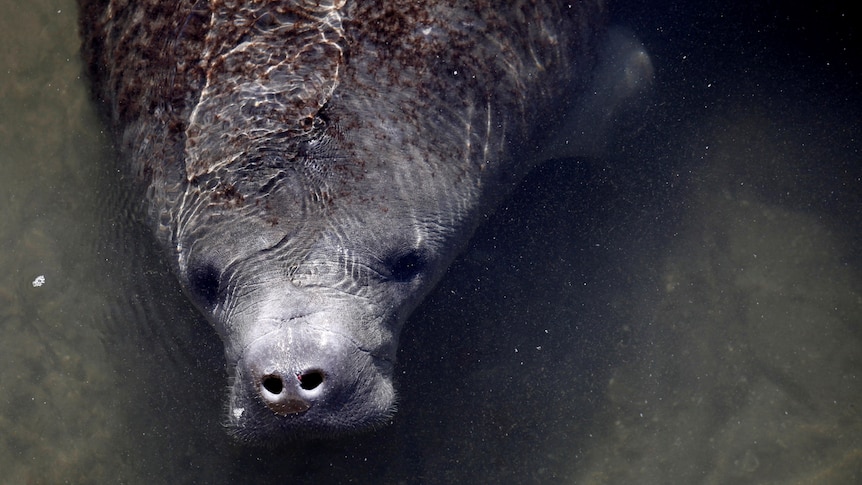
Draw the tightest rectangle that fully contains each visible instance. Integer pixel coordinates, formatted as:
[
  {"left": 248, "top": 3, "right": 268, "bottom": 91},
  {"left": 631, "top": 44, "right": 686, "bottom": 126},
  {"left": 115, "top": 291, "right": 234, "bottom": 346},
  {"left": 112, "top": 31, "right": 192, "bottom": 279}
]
[{"left": 78, "top": 0, "right": 604, "bottom": 209}]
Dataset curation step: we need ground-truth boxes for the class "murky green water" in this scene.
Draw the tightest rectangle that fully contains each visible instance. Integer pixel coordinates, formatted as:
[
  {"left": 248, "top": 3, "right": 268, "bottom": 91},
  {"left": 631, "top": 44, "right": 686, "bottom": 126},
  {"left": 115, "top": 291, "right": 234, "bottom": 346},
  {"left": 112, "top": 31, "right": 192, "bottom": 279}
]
[{"left": 2, "top": 0, "right": 860, "bottom": 483}]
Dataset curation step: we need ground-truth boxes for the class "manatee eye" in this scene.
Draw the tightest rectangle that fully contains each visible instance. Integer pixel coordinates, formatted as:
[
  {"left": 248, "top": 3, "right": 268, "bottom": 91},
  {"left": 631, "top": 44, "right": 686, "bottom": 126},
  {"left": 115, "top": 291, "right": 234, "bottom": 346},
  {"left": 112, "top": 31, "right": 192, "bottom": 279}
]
[
  {"left": 188, "top": 263, "right": 220, "bottom": 307},
  {"left": 386, "top": 250, "right": 427, "bottom": 282}
]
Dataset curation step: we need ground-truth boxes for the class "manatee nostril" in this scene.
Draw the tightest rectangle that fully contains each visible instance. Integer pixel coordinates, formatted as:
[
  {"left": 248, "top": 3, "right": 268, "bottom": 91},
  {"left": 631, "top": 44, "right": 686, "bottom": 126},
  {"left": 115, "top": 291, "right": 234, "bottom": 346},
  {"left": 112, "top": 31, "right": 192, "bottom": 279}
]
[
  {"left": 297, "top": 370, "right": 324, "bottom": 391},
  {"left": 259, "top": 372, "right": 311, "bottom": 415},
  {"left": 261, "top": 374, "right": 284, "bottom": 395}
]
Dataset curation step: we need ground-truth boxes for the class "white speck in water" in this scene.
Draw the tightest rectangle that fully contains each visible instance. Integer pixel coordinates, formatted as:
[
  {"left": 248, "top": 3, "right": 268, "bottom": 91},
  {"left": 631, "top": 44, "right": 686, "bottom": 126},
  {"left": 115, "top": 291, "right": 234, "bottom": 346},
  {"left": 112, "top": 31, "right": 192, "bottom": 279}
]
[
  {"left": 32, "top": 275, "right": 46, "bottom": 287},
  {"left": 233, "top": 407, "right": 244, "bottom": 419}
]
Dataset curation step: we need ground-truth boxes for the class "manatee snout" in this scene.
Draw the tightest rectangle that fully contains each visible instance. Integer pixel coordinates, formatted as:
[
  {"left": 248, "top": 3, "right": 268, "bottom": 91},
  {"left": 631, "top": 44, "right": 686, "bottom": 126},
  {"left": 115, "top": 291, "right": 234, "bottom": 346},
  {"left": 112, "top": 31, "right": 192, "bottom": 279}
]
[
  {"left": 227, "top": 318, "right": 397, "bottom": 443},
  {"left": 180, "top": 231, "right": 427, "bottom": 442}
]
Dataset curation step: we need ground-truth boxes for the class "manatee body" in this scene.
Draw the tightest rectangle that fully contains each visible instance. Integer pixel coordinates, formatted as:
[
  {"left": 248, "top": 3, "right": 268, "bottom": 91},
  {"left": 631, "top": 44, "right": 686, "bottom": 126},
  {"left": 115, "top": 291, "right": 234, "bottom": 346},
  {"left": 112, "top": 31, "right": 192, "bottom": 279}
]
[{"left": 79, "top": 0, "right": 632, "bottom": 443}]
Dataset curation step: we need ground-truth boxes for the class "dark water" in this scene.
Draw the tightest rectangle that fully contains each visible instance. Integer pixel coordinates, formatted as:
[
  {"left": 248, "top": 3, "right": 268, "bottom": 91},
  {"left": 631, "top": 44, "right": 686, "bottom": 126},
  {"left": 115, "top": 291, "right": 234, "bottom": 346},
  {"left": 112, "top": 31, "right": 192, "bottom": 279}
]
[{"left": 1, "top": 1, "right": 860, "bottom": 483}]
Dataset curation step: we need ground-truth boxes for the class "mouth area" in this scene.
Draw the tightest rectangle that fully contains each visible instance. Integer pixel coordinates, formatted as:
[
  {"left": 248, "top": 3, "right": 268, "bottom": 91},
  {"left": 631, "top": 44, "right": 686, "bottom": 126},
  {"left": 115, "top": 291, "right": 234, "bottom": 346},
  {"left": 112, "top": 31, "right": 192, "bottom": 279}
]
[{"left": 225, "top": 323, "right": 397, "bottom": 444}]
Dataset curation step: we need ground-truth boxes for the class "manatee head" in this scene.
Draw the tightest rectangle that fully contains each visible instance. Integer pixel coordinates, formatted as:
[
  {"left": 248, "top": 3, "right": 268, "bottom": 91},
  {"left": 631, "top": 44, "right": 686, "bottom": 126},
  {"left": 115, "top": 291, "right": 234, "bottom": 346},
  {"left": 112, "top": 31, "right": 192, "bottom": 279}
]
[{"left": 170, "top": 118, "right": 470, "bottom": 443}]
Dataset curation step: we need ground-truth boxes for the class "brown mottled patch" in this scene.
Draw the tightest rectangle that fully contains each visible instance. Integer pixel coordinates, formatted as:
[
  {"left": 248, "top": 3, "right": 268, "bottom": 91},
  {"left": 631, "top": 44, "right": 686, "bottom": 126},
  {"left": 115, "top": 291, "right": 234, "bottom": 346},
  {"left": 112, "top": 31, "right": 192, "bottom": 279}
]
[
  {"left": 79, "top": 0, "right": 603, "bottom": 257},
  {"left": 212, "top": 182, "right": 245, "bottom": 208}
]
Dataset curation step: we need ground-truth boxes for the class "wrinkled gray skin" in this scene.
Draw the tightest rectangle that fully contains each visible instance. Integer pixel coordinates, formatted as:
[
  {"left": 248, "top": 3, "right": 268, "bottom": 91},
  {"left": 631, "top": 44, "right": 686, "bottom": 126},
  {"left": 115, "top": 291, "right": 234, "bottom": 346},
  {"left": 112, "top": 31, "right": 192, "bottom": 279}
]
[{"left": 78, "top": 0, "right": 624, "bottom": 443}]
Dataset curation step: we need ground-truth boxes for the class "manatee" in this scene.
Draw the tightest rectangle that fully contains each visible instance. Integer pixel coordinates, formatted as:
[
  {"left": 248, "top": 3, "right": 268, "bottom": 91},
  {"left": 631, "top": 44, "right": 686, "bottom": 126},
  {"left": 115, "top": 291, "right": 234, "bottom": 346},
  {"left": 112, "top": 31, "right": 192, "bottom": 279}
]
[{"left": 78, "top": 0, "right": 651, "bottom": 442}]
